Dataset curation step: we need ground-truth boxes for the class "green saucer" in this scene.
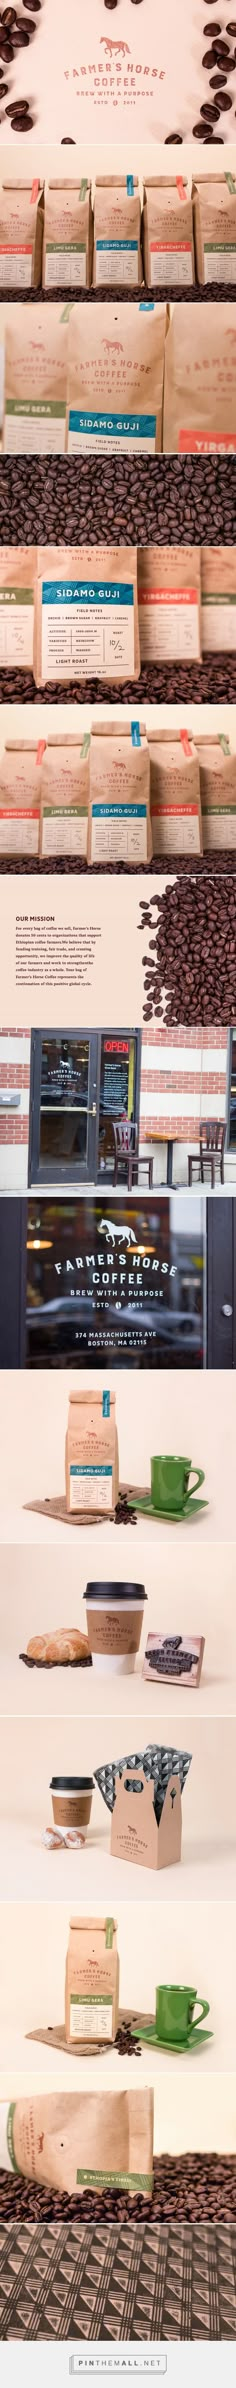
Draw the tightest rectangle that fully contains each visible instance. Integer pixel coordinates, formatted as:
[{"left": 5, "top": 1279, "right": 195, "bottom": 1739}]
[
  {"left": 127, "top": 1495, "right": 208, "bottom": 1522},
  {"left": 131, "top": 2022, "right": 213, "bottom": 2052}
]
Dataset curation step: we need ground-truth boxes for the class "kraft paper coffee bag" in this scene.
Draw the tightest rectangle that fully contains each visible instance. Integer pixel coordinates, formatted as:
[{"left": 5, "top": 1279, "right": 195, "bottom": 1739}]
[
  {"left": 196, "top": 733, "right": 236, "bottom": 849},
  {"left": 93, "top": 176, "right": 142, "bottom": 287},
  {"left": 143, "top": 177, "right": 194, "bottom": 287},
  {"left": 67, "top": 300, "right": 167, "bottom": 456},
  {"left": 149, "top": 729, "right": 202, "bottom": 855},
  {"left": 0, "top": 547, "right": 36, "bottom": 673},
  {"left": 40, "top": 733, "right": 90, "bottom": 859},
  {"left": 163, "top": 302, "right": 236, "bottom": 454},
  {"left": 89, "top": 721, "right": 152, "bottom": 863},
  {"left": 0, "top": 2091, "right": 154, "bottom": 2196},
  {"left": 0, "top": 739, "right": 42, "bottom": 858},
  {"left": 138, "top": 546, "right": 201, "bottom": 662},
  {"left": 65, "top": 1916, "right": 120, "bottom": 2046},
  {"left": 65, "top": 1389, "right": 119, "bottom": 1516},
  {"left": 201, "top": 548, "right": 236, "bottom": 654},
  {"left": 43, "top": 178, "right": 92, "bottom": 289},
  {"left": 194, "top": 176, "right": 236, "bottom": 287},
  {"left": 3, "top": 305, "right": 68, "bottom": 456},
  {"left": 0, "top": 180, "right": 43, "bottom": 289},
  {"left": 34, "top": 546, "right": 140, "bottom": 687}
]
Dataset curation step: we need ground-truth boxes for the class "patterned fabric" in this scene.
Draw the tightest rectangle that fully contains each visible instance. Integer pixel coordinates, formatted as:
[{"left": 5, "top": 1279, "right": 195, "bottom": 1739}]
[{"left": 0, "top": 2219, "right": 235, "bottom": 2340}]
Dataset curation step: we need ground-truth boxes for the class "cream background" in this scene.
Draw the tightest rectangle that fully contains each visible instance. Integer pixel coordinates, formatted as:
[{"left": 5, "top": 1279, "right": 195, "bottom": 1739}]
[
  {"left": 0, "top": 2073, "right": 235, "bottom": 2157},
  {"left": 1, "top": 1542, "right": 235, "bottom": 1721},
  {"left": 0, "top": 1712, "right": 235, "bottom": 1905},
  {"left": 0, "top": 8, "right": 235, "bottom": 149},
  {"left": 0, "top": 1898, "right": 235, "bottom": 2082},
  {"left": 1, "top": 704, "right": 236, "bottom": 1030},
  {"left": 0, "top": 1366, "right": 236, "bottom": 1545}
]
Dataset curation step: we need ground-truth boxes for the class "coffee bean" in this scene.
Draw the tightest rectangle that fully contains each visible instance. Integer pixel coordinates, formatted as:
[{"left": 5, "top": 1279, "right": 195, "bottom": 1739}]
[
  {"left": 11, "top": 109, "right": 34, "bottom": 125},
  {"left": 192, "top": 120, "right": 214, "bottom": 133},
  {"left": 0, "top": 81, "right": 9, "bottom": 94},
  {"left": 212, "top": 35, "right": 231, "bottom": 47},
  {"left": 0, "top": 36, "right": 14, "bottom": 54},
  {"left": 1, "top": 7, "right": 17, "bottom": 21},
  {"left": 201, "top": 98, "right": 221, "bottom": 113},
  {"left": 165, "top": 132, "right": 182, "bottom": 141},
  {"left": 221, "top": 88, "right": 234, "bottom": 99},
  {"left": 140, "top": 882, "right": 236, "bottom": 1026},
  {"left": 61, "top": 136, "right": 76, "bottom": 143},
  {"left": 11, "top": 23, "right": 31, "bottom": 40},
  {"left": 210, "top": 70, "right": 228, "bottom": 81},
  {"left": 5, "top": 94, "right": 29, "bottom": 111},
  {"left": 23, "top": 0, "right": 41, "bottom": 9},
  {"left": 202, "top": 46, "right": 218, "bottom": 60},
  {"left": 104, "top": 2, "right": 118, "bottom": 9}
]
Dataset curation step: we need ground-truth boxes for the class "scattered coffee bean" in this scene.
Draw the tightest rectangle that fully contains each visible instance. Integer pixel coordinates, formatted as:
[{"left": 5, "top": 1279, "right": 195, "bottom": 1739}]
[
  {"left": 201, "top": 99, "right": 221, "bottom": 115},
  {"left": 0, "top": 82, "right": 9, "bottom": 95},
  {"left": 140, "top": 882, "right": 236, "bottom": 1027},
  {"left": 61, "top": 136, "right": 76, "bottom": 143},
  {"left": 0, "top": 37, "right": 14, "bottom": 55},
  {"left": 192, "top": 120, "right": 214, "bottom": 132},
  {"left": 210, "top": 70, "right": 228, "bottom": 81},
  {"left": 23, "top": 0, "right": 41, "bottom": 9},
  {"left": 104, "top": 2, "right": 118, "bottom": 9},
  {"left": 11, "top": 24, "right": 31, "bottom": 41},
  {"left": 165, "top": 132, "right": 183, "bottom": 141},
  {"left": 221, "top": 88, "right": 233, "bottom": 99},
  {"left": 1, "top": 7, "right": 17, "bottom": 22},
  {"left": 11, "top": 109, "right": 34, "bottom": 124},
  {"left": 202, "top": 46, "right": 218, "bottom": 60},
  {"left": 5, "top": 94, "right": 29, "bottom": 112}
]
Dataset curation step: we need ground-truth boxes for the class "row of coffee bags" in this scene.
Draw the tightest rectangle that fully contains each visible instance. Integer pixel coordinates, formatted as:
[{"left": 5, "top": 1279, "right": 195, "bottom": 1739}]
[
  {"left": 3, "top": 301, "right": 236, "bottom": 456},
  {"left": 1, "top": 543, "right": 236, "bottom": 688},
  {"left": 1, "top": 722, "right": 235, "bottom": 859},
  {"left": 2, "top": 176, "right": 236, "bottom": 292},
  {"left": 2, "top": 300, "right": 167, "bottom": 459}
]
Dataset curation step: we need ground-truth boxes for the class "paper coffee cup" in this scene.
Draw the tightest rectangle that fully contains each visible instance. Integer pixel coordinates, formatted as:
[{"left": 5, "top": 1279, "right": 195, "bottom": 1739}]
[
  {"left": 50, "top": 1776, "right": 94, "bottom": 1829},
  {"left": 84, "top": 1583, "right": 147, "bottom": 1674}
]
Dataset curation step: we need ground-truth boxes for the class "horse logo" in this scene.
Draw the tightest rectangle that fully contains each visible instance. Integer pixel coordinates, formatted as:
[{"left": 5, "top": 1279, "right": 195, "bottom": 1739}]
[{"left": 100, "top": 36, "right": 131, "bottom": 55}]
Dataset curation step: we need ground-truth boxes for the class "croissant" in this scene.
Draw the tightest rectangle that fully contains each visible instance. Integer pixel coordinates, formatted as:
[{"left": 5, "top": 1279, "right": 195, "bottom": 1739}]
[{"left": 26, "top": 1627, "right": 90, "bottom": 1665}]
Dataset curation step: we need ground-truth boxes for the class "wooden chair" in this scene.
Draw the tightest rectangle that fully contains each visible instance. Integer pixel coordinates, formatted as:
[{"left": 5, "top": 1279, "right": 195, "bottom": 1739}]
[
  {"left": 188, "top": 1120, "right": 226, "bottom": 1190},
  {"left": 112, "top": 1119, "right": 153, "bottom": 1189}
]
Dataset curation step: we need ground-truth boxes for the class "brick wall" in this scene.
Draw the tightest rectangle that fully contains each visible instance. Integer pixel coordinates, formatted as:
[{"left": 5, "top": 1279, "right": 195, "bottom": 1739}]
[
  {"left": 0, "top": 1031, "right": 30, "bottom": 1189},
  {"left": 140, "top": 1027, "right": 229, "bottom": 1145}
]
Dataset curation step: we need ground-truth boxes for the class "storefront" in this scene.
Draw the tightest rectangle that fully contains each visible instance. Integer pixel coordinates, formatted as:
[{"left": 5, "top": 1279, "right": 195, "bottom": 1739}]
[
  {"left": 28, "top": 1031, "right": 142, "bottom": 1186},
  {"left": 0, "top": 1191, "right": 207, "bottom": 1370}
]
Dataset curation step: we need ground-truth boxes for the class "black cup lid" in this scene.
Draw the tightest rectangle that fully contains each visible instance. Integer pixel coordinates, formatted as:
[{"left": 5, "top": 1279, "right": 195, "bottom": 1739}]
[
  {"left": 50, "top": 1776, "right": 94, "bottom": 1791},
  {"left": 84, "top": 1582, "right": 147, "bottom": 1602}
]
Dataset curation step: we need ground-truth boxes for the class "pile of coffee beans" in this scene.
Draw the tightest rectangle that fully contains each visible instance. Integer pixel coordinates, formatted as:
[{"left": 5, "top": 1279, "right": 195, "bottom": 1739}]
[
  {"left": 0, "top": 2156, "right": 235, "bottom": 2225},
  {"left": 193, "top": 2, "right": 236, "bottom": 141},
  {"left": 0, "top": 1, "right": 41, "bottom": 130},
  {"left": 140, "top": 878, "right": 236, "bottom": 1023}
]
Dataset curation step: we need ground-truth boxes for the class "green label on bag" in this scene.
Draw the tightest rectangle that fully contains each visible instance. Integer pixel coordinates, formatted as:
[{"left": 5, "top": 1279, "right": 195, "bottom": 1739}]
[
  {"left": 219, "top": 734, "right": 231, "bottom": 754},
  {"left": 81, "top": 733, "right": 91, "bottom": 758},
  {"left": 105, "top": 1918, "right": 114, "bottom": 1948},
  {"left": 6, "top": 2105, "right": 19, "bottom": 2172},
  {"left": 6, "top": 400, "right": 66, "bottom": 420},
  {"left": 44, "top": 807, "right": 88, "bottom": 819},
  {"left": 225, "top": 175, "right": 236, "bottom": 195},
  {"left": 202, "top": 594, "right": 236, "bottom": 606},
  {"left": 71, "top": 1995, "right": 112, "bottom": 2006},
  {"left": 79, "top": 181, "right": 88, "bottom": 200},
  {"left": 76, "top": 2169, "right": 153, "bottom": 2190},
  {"left": 0, "top": 588, "right": 32, "bottom": 605}
]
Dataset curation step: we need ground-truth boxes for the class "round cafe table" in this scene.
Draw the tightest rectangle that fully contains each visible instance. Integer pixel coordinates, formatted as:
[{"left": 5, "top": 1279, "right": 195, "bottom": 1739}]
[{"left": 144, "top": 1131, "right": 178, "bottom": 1187}]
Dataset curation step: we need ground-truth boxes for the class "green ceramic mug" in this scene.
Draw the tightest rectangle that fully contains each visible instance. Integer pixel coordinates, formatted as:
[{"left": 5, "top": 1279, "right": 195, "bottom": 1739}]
[
  {"left": 151, "top": 1455, "right": 205, "bottom": 1515},
  {"left": 156, "top": 1984, "right": 210, "bottom": 2044}
]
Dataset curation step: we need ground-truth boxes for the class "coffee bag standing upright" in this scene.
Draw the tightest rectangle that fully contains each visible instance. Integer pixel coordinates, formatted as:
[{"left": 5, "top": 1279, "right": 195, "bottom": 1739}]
[
  {"left": 0, "top": 181, "right": 43, "bottom": 289},
  {"left": 143, "top": 178, "right": 194, "bottom": 287},
  {"left": 89, "top": 722, "right": 152, "bottom": 864},
  {"left": 65, "top": 1390, "right": 119, "bottom": 1518},
  {"left": 0, "top": 738, "right": 42, "bottom": 858},
  {"left": 193, "top": 177, "right": 236, "bottom": 287},
  {"left": 138, "top": 548, "right": 201, "bottom": 665},
  {"left": 149, "top": 730, "right": 202, "bottom": 855},
  {"left": 43, "top": 179, "right": 93, "bottom": 289},
  {"left": 65, "top": 1917, "right": 120, "bottom": 2046},
  {"left": 93, "top": 176, "right": 142, "bottom": 287},
  {"left": 67, "top": 300, "right": 167, "bottom": 457},
  {"left": 196, "top": 733, "right": 236, "bottom": 849},
  {"left": 3, "top": 305, "right": 68, "bottom": 455},
  {"left": 201, "top": 550, "right": 236, "bottom": 656},
  {"left": 34, "top": 547, "right": 140, "bottom": 686},
  {"left": 0, "top": 2089, "right": 154, "bottom": 2195},
  {"left": 163, "top": 302, "right": 236, "bottom": 453},
  {"left": 40, "top": 734, "right": 90, "bottom": 859},
  {"left": 0, "top": 548, "right": 36, "bottom": 676}
]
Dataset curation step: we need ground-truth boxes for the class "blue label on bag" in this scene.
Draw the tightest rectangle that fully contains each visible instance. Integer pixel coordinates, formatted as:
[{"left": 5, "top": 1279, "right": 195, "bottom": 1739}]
[
  {"left": 131, "top": 722, "right": 141, "bottom": 747},
  {"left": 42, "top": 582, "right": 134, "bottom": 607},
  {"left": 126, "top": 174, "right": 134, "bottom": 195},
  {"left": 68, "top": 410, "right": 156, "bottom": 446},
  {"left": 96, "top": 239, "right": 138, "bottom": 253},
  {"left": 102, "top": 1391, "right": 110, "bottom": 1417},
  {"left": 92, "top": 805, "right": 146, "bottom": 820},
  {"left": 139, "top": 302, "right": 155, "bottom": 311},
  {"left": 70, "top": 1464, "right": 112, "bottom": 1478}
]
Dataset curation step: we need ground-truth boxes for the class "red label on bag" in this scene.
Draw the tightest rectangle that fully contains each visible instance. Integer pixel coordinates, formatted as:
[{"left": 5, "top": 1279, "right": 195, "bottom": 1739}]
[
  {"left": 150, "top": 241, "right": 191, "bottom": 255},
  {"left": 36, "top": 741, "right": 46, "bottom": 765},
  {"left": 31, "top": 180, "right": 40, "bottom": 205},
  {"left": 179, "top": 430, "right": 236, "bottom": 454},
  {"left": 138, "top": 588, "right": 197, "bottom": 607},
  {"left": 152, "top": 804, "right": 198, "bottom": 817},
  {"left": 176, "top": 177, "right": 185, "bottom": 202},
  {"left": 180, "top": 730, "right": 192, "bottom": 757}
]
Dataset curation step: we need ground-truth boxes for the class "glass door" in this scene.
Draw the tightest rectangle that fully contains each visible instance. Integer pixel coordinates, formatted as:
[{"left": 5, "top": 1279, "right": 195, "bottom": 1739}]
[
  {"left": 98, "top": 1033, "right": 140, "bottom": 1175},
  {"left": 29, "top": 1032, "right": 99, "bottom": 1185}
]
